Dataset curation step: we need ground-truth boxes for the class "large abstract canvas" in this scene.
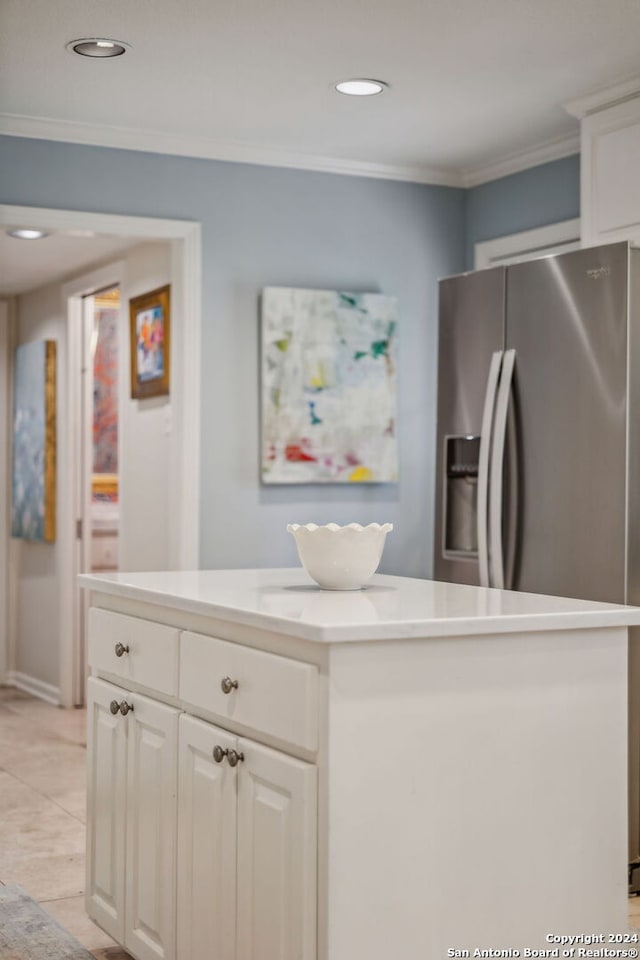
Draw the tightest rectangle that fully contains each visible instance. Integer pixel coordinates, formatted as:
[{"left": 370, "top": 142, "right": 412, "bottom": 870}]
[
  {"left": 261, "top": 287, "right": 398, "bottom": 483},
  {"left": 11, "top": 340, "right": 57, "bottom": 542}
]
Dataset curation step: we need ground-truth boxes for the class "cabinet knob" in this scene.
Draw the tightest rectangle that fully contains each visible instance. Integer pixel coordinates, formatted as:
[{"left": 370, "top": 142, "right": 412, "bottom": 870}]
[
  {"left": 221, "top": 676, "right": 239, "bottom": 695},
  {"left": 115, "top": 643, "right": 129, "bottom": 658},
  {"left": 119, "top": 700, "right": 134, "bottom": 716},
  {"left": 227, "top": 749, "right": 245, "bottom": 767},
  {"left": 213, "top": 745, "right": 228, "bottom": 763},
  {"left": 110, "top": 700, "right": 121, "bottom": 715}
]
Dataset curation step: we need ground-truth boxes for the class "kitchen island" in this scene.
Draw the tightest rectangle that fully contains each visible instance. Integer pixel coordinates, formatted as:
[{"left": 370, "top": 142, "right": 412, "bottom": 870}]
[{"left": 80, "top": 568, "right": 640, "bottom": 960}]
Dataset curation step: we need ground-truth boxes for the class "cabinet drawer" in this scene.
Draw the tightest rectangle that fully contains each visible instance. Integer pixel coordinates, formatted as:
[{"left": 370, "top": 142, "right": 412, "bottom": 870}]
[
  {"left": 180, "top": 632, "right": 318, "bottom": 752},
  {"left": 88, "top": 608, "right": 179, "bottom": 697}
]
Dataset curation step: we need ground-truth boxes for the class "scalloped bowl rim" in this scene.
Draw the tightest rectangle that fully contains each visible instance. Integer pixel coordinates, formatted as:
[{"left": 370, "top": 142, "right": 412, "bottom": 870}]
[{"left": 287, "top": 522, "right": 393, "bottom": 534}]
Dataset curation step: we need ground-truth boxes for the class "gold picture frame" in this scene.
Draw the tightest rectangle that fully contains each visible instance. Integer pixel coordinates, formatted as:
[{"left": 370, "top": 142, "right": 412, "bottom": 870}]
[{"left": 129, "top": 285, "right": 170, "bottom": 399}]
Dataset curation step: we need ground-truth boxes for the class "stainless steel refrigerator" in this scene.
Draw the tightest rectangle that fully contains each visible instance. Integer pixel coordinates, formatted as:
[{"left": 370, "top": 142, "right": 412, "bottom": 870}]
[{"left": 433, "top": 241, "right": 640, "bottom": 862}]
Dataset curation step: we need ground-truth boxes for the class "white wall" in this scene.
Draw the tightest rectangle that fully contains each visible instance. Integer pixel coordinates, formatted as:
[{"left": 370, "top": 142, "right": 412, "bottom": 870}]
[{"left": 119, "top": 242, "right": 173, "bottom": 571}]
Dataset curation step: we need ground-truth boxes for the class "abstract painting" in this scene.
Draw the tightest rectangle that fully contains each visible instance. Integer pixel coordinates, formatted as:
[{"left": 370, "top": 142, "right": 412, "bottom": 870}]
[
  {"left": 261, "top": 287, "right": 398, "bottom": 483},
  {"left": 11, "top": 340, "right": 57, "bottom": 542},
  {"left": 129, "top": 285, "right": 170, "bottom": 399}
]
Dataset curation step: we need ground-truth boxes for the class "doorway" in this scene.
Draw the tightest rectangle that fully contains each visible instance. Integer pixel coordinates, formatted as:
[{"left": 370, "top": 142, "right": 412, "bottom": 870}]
[
  {"left": 0, "top": 204, "right": 202, "bottom": 708},
  {"left": 85, "top": 286, "right": 121, "bottom": 576}
]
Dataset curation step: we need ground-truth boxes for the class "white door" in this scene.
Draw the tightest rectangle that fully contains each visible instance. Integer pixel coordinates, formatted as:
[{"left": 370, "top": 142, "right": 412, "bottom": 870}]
[
  {"left": 236, "top": 739, "right": 317, "bottom": 960},
  {"left": 86, "top": 677, "right": 128, "bottom": 943},
  {"left": 125, "top": 692, "right": 180, "bottom": 960},
  {"left": 177, "top": 715, "right": 237, "bottom": 960}
]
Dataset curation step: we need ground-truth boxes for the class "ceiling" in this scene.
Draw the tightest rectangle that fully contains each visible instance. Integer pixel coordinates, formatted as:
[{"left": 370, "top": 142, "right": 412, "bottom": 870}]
[
  {"left": 2, "top": 0, "right": 640, "bottom": 186},
  {"left": 0, "top": 232, "right": 138, "bottom": 296}
]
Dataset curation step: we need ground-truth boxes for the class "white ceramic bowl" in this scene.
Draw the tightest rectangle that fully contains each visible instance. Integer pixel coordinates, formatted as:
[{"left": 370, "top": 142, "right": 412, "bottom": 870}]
[{"left": 287, "top": 522, "right": 393, "bottom": 590}]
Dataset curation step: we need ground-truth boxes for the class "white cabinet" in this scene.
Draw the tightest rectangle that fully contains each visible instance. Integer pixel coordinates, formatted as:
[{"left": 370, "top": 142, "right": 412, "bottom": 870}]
[
  {"left": 235, "top": 733, "right": 317, "bottom": 960},
  {"left": 86, "top": 677, "right": 179, "bottom": 960},
  {"left": 86, "top": 677, "right": 127, "bottom": 943},
  {"left": 81, "top": 569, "right": 636, "bottom": 959},
  {"left": 87, "top": 611, "right": 318, "bottom": 960},
  {"left": 573, "top": 93, "right": 640, "bottom": 246},
  {"left": 177, "top": 713, "right": 317, "bottom": 960},
  {"left": 125, "top": 689, "right": 179, "bottom": 960},
  {"left": 177, "top": 715, "right": 237, "bottom": 960}
]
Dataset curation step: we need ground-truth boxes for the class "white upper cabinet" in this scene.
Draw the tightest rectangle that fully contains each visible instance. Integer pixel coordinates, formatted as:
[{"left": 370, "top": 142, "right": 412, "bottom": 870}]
[{"left": 567, "top": 80, "right": 640, "bottom": 247}]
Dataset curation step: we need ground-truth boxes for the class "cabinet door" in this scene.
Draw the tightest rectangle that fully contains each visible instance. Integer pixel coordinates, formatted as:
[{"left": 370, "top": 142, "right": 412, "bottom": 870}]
[
  {"left": 581, "top": 98, "right": 640, "bottom": 245},
  {"left": 125, "top": 692, "right": 180, "bottom": 960},
  {"left": 86, "top": 677, "right": 127, "bottom": 943},
  {"left": 177, "top": 715, "right": 237, "bottom": 960},
  {"left": 236, "top": 739, "right": 317, "bottom": 960}
]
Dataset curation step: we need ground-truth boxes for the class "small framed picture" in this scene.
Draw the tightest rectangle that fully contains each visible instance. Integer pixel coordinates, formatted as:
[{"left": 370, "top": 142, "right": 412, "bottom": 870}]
[{"left": 129, "top": 285, "right": 171, "bottom": 399}]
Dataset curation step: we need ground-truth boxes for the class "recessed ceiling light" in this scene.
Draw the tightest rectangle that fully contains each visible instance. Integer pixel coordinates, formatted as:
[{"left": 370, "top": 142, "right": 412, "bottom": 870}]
[
  {"left": 66, "top": 38, "right": 129, "bottom": 58},
  {"left": 335, "top": 79, "right": 388, "bottom": 96},
  {"left": 7, "top": 229, "right": 49, "bottom": 240}
]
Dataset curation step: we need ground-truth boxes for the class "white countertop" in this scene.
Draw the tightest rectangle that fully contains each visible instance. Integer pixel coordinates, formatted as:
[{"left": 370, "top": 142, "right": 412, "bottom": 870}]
[{"left": 79, "top": 567, "right": 640, "bottom": 643}]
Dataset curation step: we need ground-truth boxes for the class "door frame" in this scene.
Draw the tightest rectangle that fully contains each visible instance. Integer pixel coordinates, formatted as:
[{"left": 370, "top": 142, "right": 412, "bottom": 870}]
[
  {"left": 0, "top": 204, "right": 202, "bottom": 707},
  {"left": 63, "top": 261, "right": 125, "bottom": 706}
]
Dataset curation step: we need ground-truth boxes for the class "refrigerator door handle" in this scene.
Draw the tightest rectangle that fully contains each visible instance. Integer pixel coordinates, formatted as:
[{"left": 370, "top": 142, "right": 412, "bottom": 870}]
[
  {"left": 477, "top": 350, "right": 504, "bottom": 588},
  {"left": 489, "top": 348, "right": 516, "bottom": 589},
  {"left": 504, "top": 395, "right": 519, "bottom": 591}
]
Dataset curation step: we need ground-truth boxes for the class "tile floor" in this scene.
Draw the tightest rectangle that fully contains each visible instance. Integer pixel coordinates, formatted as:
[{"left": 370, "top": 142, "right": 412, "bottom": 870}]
[
  {"left": 0, "top": 686, "right": 132, "bottom": 959},
  {"left": 2, "top": 684, "right": 640, "bottom": 956}
]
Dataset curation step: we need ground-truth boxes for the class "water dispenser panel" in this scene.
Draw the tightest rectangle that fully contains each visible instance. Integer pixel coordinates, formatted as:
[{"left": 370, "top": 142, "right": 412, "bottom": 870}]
[{"left": 443, "top": 435, "right": 480, "bottom": 558}]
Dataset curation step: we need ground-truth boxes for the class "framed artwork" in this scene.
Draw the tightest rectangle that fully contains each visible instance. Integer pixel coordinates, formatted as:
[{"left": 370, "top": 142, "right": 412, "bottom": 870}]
[
  {"left": 11, "top": 340, "right": 57, "bottom": 542},
  {"left": 261, "top": 287, "right": 398, "bottom": 484},
  {"left": 129, "top": 284, "right": 170, "bottom": 399}
]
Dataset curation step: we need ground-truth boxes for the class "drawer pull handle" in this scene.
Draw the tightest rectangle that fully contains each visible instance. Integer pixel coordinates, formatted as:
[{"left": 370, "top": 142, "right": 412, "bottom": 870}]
[
  {"left": 213, "top": 745, "right": 228, "bottom": 763},
  {"left": 119, "top": 700, "right": 134, "bottom": 716},
  {"left": 227, "top": 749, "right": 244, "bottom": 767},
  {"left": 115, "top": 643, "right": 130, "bottom": 658},
  {"left": 110, "top": 700, "right": 121, "bottom": 715},
  {"left": 221, "top": 676, "right": 239, "bottom": 695}
]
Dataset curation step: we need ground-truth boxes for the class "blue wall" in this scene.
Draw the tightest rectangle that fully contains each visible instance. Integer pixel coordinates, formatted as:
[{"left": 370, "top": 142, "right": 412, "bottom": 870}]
[
  {"left": 0, "top": 135, "right": 465, "bottom": 577},
  {"left": 0, "top": 136, "right": 580, "bottom": 577},
  {"left": 465, "top": 154, "right": 580, "bottom": 269}
]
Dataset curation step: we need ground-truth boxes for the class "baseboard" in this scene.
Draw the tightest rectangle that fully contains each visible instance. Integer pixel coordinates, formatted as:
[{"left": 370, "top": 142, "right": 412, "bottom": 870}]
[{"left": 4, "top": 670, "right": 61, "bottom": 706}]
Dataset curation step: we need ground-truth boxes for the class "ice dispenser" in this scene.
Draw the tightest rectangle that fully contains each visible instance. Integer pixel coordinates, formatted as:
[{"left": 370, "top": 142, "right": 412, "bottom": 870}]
[{"left": 443, "top": 436, "right": 480, "bottom": 557}]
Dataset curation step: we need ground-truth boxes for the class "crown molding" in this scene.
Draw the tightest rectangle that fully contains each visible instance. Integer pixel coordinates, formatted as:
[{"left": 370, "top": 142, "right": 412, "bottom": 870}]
[
  {"left": 0, "top": 112, "right": 584, "bottom": 190},
  {"left": 460, "top": 132, "right": 580, "bottom": 187},
  {"left": 564, "top": 76, "right": 640, "bottom": 119},
  {"left": 0, "top": 112, "right": 464, "bottom": 188}
]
